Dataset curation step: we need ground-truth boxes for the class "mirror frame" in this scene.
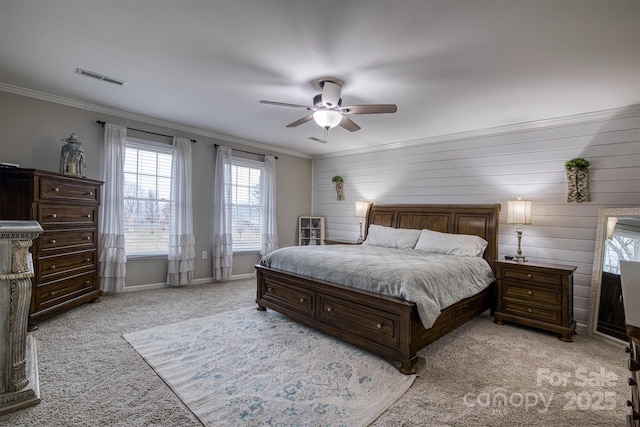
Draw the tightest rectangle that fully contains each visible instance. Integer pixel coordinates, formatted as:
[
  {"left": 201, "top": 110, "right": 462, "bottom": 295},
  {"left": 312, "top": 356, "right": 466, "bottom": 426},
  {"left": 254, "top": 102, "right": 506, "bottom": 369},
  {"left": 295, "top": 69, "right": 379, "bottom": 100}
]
[{"left": 588, "top": 207, "right": 640, "bottom": 340}]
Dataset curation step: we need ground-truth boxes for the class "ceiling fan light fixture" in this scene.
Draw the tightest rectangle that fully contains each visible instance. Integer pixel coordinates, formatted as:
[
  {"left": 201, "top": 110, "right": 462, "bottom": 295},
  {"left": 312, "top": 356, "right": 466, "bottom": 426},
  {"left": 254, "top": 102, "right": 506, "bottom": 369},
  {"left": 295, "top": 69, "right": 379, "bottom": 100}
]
[{"left": 313, "top": 110, "right": 342, "bottom": 129}]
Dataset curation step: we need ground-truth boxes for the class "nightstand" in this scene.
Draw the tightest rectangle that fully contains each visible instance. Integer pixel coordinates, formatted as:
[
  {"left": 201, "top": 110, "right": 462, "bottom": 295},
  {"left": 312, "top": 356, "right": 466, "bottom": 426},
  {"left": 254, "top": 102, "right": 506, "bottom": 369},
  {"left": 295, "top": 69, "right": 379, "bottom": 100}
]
[
  {"left": 323, "top": 239, "right": 361, "bottom": 245},
  {"left": 494, "top": 259, "right": 577, "bottom": 342}
]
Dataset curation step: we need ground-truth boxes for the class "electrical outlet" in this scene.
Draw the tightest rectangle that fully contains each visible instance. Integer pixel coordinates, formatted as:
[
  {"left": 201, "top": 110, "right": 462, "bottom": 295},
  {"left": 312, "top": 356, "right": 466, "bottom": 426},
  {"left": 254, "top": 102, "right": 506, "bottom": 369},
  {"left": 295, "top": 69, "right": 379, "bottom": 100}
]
[{"left": 202, "top": 251, "right": 207, "bottom": 260}]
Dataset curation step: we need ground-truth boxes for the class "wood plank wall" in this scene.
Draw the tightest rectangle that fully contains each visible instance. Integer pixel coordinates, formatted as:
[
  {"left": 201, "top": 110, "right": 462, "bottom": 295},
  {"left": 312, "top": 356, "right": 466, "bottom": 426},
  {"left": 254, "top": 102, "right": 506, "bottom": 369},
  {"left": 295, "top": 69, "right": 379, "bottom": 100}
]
[{"left": 312, "top": 106, "right": 640, "bottom": 325}]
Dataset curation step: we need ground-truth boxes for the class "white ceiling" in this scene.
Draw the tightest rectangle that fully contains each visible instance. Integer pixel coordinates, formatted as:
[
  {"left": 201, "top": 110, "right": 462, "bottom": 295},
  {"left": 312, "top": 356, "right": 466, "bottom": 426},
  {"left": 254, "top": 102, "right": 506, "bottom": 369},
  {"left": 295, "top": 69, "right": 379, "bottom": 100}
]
[{"left": 1, "top": 0, "right": 638, "bottom": 157}]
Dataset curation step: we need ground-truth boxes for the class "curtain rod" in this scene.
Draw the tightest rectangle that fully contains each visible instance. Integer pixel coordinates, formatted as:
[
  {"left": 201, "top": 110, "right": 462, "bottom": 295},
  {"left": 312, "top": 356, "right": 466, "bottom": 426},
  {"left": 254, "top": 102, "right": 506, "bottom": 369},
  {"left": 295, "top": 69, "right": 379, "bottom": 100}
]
[
  {"left": 96, "top": 120, "right": 196, "bottom": 143},
  {"left": 214, "top": 144, "right": 278, "bottom": 159}
]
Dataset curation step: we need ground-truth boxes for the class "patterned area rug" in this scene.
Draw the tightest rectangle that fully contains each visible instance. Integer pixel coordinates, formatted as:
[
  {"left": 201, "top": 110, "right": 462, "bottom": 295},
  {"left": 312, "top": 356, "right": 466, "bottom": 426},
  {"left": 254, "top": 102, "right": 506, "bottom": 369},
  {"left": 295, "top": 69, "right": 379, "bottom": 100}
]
[{"left": 123, "top": 307, "right": 416, "bottom": 426}]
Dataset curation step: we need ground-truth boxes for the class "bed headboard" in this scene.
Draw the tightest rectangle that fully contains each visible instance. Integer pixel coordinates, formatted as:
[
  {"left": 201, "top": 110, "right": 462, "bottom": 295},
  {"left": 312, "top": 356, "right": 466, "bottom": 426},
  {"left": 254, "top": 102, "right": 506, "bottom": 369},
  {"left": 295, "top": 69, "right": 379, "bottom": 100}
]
[{"left": 366, "top": 204, "right": 501, "bottom": 271}]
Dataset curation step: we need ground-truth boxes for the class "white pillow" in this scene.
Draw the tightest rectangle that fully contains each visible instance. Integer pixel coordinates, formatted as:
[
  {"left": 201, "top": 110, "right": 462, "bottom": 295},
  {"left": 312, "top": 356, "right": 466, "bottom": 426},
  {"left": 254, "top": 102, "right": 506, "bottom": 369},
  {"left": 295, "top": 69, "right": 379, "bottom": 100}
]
[
  {"left": 414, "top": 228, "right": 488, "bottom": 257},
  {"left": 362, "top": 224, "right": 421, "bottom": 249}
]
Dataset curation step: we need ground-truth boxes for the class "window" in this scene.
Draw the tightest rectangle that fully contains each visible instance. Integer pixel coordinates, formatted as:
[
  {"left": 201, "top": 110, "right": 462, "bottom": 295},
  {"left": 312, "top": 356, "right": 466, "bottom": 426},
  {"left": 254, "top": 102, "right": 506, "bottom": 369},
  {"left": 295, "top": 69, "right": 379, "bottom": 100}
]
[
  {"left": 230, "top": 158, "right": 264, "bottom": 251},
  {"left": 123, "top": 140, "right": 173, "bottom": 256}
]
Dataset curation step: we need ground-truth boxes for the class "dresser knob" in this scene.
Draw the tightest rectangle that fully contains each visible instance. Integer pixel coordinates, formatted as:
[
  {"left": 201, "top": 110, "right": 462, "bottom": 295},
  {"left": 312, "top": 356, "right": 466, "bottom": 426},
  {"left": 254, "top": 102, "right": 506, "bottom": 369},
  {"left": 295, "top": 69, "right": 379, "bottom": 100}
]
[
  {"left": 527, "top": 308, "right": 532, "bottom": 313},
  {"left": 326, "top": 307, "right": 332, "bottom": 312},
  {"left": 299, "top": 298, "right": 305, "bottom": 303},
  {"left": 53, "top": 187, "right": 60, "bottom": 192},
  {"left": 629, "top": 377, "right": 637, "bottom": 386},
  {"left": 527, "top": 274, "right": 532, "bottom": 279},
  {"left": 376, "top": 323, "right": 382, "bottom": 329},
  {"left": 50, "top": 265, "right": 56, "bottom": 270},
  {"left": 527, "top": 290, "right": 532, "bottom": 295},
  {"left": 86, "top": 214, "right": 92, "bottom": 218},
  {"left": 86, "top": 236, "right": 91, "bottom": 240},
  {"left": 50, "top": 239, "right": 56, "bottom": 244},
  {"left": 51, "top": 213, "right": 57, "bottom": 218},
  {"left": 267, "top": 287, "right": 273, "bottom": 292},
  {"left": 49, "top": 291, "right": 55, "bottom": 296},
  {"left": 85, "top": 281, "right": 90, "bottom": 285},
  {"left": 86, "top": 258, "right": 91, "bottom": 262},
  {"left": 88, "top": 191, "right": 94, "bottom": 196}
]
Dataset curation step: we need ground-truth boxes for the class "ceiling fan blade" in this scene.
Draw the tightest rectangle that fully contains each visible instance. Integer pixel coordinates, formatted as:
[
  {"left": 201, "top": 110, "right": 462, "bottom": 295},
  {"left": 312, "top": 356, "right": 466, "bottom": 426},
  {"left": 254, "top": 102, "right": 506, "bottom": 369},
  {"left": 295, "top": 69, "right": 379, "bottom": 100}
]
[
  {"left": 286, "top": 115, "right": 313, "bottom": 128},
  {"left": 339, "top": 116, "right": 361, "bottom": 132},
  {"left": 259, "top": 100, "right": 314, "bottom": 110},
  {"left": 341, "top": 104, "right": 398, "bottom": 114}
]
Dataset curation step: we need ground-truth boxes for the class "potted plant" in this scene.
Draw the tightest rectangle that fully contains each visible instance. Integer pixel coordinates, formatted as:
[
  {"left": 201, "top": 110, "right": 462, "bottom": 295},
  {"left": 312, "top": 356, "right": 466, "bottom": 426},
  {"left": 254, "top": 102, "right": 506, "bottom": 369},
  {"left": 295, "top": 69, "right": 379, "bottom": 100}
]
[
  {"left": 565, "top": 157, "right": 590, "bottom": 203},
  {"left": 332, "top": 176, "right": 345, "bottom": 201}
]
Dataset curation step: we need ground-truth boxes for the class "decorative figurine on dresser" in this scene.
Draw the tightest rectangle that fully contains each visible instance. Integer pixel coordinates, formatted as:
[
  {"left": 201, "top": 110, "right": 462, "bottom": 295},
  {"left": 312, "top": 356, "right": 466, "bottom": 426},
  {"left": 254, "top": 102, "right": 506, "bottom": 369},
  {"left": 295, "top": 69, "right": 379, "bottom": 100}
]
[
  {"left": 0, "top": 168, "right": 103, "bottom": 330},
  {"left": 493, "top": 259, "right": 577, "bottom": 342},
  {"left": 0, "top": 221, "right": 43, "bottom": 415}
]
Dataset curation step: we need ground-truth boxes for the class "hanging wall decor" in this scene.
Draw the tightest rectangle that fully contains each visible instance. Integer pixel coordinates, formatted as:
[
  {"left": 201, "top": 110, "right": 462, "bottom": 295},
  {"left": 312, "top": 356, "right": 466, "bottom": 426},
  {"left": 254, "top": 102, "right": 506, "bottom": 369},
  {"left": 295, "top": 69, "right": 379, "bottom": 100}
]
[
  {"left": 332, "top": 175, "right": 345, "bottom": 201},
  {"left": 60, "top": 132, "right": 86, "bottom": 177},
  {"left": 565, "top": 157, "right": 590, "bottom": 203}
]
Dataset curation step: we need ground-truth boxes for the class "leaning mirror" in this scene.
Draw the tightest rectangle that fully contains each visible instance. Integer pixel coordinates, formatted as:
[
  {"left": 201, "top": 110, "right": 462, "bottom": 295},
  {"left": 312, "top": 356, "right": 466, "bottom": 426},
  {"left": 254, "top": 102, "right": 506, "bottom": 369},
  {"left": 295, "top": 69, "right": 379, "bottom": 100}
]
[{"left": 588, "top": 207, "right": 640, "bottom": 342}]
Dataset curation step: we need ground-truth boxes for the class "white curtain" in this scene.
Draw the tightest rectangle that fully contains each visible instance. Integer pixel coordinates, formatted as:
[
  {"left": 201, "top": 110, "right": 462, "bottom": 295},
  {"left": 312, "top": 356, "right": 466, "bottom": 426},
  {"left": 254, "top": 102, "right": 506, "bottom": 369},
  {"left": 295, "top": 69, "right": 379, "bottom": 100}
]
[
  {"left": 98, "top": 123, "right": 127, "bottom": 293},
  {"left": 167, "top": 137, "right": 196, "bottom": 286},
  {"left": 212, "top": 145, "right": 233, "bottom": 280},
  {"left": 261, "top": 155, "right": 279, "bottom": 255}
]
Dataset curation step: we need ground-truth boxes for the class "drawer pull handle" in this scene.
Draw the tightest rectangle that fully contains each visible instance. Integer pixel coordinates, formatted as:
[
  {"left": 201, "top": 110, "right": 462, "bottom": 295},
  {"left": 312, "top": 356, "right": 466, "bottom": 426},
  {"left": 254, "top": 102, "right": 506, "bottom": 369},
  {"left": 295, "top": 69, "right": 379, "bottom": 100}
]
[
  {"left": 376, "top": 323, "right": 382, "bottom": 329},
  {"left": 51, "top": 213, "right": 57, "bottom": 218},
  {"left": 53, "top": 187, "right": 60, "bottom": 192},
  {"left": 85, "top": 281, "right": 91, "bottom": 285},
  {"left": 49, "top": 291, "right": 55, "bottom": 296},
  {"left": 326, "top": 307, "right": 332, "bottom": 312},
  {"left": 86, "top": 236, "right": 91, "bottom": 240},
  {"left": 86, "top": 214, "right": 92, "bottom": 218},
  {"left": 267, "top": 287, "right": 273, "bottom": 292},
  {"left": 527, "top": 290, "right": 532, "bottom": 295},
  {"left": 527, "top": 308, "right": 532, "bottom": 313},
  {"left": 50, "top": 239, "right": 57, "bottom": 244},
  {"left": 50, "top": 265, "right": 56, "bottom": 270},
  {"left": 86, "top": 258, "right": 91, "bottom": 262},
  {"left": 299, "top": 298, "right": 305, "bottom": 303},
  {"left": 527, "top": 274, "right": 532, "bottom": 279},
  {"left": 88, "top": 191, "right": 94, "bottom": 196}
]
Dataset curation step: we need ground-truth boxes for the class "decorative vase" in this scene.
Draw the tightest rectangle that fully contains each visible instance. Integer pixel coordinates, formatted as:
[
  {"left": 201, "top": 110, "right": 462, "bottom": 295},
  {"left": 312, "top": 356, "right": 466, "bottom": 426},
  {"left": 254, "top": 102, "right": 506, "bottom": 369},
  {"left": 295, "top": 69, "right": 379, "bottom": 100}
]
[
  {"left": 566, "top": 168, "right": 589, "bottom": 203},
  {"left": 335, "top": 181, "right": 345, "bottom": 201},
  {"left": 60, "top": 132, "right": 86, "bottom": 177}
]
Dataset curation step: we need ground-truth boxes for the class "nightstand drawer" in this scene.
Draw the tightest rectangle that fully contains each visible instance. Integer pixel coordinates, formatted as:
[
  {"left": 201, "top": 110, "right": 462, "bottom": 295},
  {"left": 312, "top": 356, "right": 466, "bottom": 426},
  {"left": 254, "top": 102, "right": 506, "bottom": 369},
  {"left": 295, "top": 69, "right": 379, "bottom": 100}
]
[
  {"left": 501, "top": 267, "right": 562, "bottom": 286},
  {"left": 504, "top": 282, "right": 561, "bottom": 305},
  {"left": 503, "top": 300, "right": 561, "bottom": 324}
]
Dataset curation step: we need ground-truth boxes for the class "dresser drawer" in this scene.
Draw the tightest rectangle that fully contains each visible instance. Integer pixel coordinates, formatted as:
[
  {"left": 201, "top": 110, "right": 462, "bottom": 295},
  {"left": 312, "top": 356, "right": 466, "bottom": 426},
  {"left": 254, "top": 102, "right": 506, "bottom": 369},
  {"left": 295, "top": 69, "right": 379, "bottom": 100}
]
[
  {"left": 38, "top": 205, "right": 97, "bottom": 227},
  {"left": 38, "top": 249, "right": 96, "bottom": 280},
  {"left": 501, "top": 267, "right": 563, "bottom": 286},
  {"left": 503, "top": 299, "right": 561, "bottom": 324},
  {"left": 39, "top": 177, "right": 99, "bottom": 203},
  {"left": 318, "top": 293, "right": 400, "bottom": 348},
  {"left": 262, "top": 279, "right": 314, "bottom": 316},
  {"left": 40, "top": 229, "right": 96, "bottom": 253},
  {"left": 37, "top": 271, "right": 97, "bottom": 310},
  {"left": 503, "top": 281, "right": 561, "bottom": 305}
]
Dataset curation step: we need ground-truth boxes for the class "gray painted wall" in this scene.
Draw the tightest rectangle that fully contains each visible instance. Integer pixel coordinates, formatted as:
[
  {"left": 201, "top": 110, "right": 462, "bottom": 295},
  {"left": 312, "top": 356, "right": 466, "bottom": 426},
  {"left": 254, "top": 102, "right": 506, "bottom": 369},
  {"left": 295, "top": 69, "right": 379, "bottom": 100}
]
[
  {"left": 312, "top": 105, "right": 640, "bottom": 325},
  {"left": 0, "top": 91, "right": 312, "bottom": 288}
]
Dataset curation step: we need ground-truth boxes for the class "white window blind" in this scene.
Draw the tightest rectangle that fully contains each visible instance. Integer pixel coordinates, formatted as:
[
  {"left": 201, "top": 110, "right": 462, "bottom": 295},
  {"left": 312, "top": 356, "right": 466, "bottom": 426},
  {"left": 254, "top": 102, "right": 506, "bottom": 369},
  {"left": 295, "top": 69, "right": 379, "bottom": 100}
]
[
  {"left": 231, "top": 158, "right": 264, "bottom": 251},
  {"left": 123, "top": 140, "right": 174, "bottom": 256}
]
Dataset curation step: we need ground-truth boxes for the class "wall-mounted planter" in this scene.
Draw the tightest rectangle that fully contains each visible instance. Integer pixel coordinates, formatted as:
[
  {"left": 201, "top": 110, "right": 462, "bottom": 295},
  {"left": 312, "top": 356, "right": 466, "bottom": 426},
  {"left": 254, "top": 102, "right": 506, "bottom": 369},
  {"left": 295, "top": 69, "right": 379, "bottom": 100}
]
[
  {"left": 332, "top": 176, "right": 345, "bottom": 201},
  {"left": 565, "top": 158, "right": 590, "bottom": 203}
]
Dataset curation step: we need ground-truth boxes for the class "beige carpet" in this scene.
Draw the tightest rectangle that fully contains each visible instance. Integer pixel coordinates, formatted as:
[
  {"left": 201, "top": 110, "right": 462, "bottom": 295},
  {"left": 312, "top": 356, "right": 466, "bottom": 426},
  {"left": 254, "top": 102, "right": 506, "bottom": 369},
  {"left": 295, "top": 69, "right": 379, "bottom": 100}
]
[{"left": 0, "top": 278, "right": 630, "bottom": 426}]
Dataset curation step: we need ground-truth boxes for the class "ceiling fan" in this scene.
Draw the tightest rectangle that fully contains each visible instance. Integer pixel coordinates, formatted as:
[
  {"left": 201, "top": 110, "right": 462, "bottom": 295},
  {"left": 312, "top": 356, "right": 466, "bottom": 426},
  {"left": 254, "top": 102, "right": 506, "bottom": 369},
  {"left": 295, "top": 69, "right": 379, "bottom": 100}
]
[{"left": 259, "top": 78, "right": 397, "bottom": 132}]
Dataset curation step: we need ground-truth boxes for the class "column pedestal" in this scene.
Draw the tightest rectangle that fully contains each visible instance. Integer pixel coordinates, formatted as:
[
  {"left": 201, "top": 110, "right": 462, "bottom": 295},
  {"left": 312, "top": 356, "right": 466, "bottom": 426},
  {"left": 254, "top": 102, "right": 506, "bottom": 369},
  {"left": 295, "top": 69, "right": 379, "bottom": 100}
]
[{"left": 0, "top": 221, "right": 43, "bottom": 415}]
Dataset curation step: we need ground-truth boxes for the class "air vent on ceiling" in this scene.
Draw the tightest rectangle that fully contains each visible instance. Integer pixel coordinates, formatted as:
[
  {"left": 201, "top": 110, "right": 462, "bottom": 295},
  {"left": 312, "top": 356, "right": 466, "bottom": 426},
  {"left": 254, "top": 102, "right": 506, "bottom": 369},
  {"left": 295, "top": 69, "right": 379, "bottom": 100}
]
[{"left": 75, "top": 68, "right": 126, "bottom": 86}]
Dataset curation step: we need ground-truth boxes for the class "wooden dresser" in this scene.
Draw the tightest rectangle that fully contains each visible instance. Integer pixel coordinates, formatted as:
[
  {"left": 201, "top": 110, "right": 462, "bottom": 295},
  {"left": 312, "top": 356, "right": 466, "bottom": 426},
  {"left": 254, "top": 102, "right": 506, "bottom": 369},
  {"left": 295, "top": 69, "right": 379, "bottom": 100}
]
[
  {"left": 494, "top": 259, "right": 577, "bottom": 342},
  {"left": 628, "top": 325, "right": 640, "bottom": 426},
  {"left": 0, "top": 168, "right": 103, "bottom": 329}
]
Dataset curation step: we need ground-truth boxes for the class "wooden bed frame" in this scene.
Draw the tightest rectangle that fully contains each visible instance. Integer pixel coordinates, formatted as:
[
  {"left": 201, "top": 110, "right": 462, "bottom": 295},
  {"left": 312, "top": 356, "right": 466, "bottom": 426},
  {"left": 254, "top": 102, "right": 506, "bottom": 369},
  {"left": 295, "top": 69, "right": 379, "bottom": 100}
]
[{"left": 255, "top": 203, "right": 501, "bottom": 374}]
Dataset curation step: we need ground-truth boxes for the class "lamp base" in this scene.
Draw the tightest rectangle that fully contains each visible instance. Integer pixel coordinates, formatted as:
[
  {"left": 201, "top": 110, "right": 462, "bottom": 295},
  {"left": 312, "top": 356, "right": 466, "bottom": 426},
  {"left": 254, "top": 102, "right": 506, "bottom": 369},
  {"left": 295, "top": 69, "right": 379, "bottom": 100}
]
[{"left": 512, "top": 254, "right": 527, "bottom": 263}]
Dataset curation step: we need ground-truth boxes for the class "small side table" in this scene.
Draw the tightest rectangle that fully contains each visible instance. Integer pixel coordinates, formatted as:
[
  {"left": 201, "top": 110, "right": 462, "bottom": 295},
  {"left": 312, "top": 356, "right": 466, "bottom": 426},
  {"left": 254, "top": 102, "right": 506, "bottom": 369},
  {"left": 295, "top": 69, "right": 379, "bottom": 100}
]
[{"left": 493, "top": 259, "right": 577, "bottom": 342}]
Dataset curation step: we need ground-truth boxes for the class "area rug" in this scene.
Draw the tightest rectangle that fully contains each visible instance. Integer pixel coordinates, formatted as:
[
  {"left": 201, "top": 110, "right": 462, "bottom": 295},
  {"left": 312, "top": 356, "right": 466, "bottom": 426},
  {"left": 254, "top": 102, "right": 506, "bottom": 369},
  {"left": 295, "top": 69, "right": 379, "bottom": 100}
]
[{"left": 123, "top": 307, "right": 416, "bottom": 426}]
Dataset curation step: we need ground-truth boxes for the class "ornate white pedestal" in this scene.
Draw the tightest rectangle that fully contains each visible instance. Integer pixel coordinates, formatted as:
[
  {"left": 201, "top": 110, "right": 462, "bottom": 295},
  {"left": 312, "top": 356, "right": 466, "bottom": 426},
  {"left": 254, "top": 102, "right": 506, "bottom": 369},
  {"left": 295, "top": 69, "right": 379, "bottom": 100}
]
[{"left": 0, "top": 221, "right": 43, "bottom": 415}]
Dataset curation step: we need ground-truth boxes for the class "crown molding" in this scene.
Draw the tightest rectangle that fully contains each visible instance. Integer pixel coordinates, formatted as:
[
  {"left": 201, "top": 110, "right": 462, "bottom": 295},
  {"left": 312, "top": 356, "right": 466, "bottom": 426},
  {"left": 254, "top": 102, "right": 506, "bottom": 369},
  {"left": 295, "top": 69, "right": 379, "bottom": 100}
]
[
  {"left": 0, "top": 82, "right": 312, "bottom": 160},
  {"left": 314, "top": 104, "right": 640, "bottom": 159}
]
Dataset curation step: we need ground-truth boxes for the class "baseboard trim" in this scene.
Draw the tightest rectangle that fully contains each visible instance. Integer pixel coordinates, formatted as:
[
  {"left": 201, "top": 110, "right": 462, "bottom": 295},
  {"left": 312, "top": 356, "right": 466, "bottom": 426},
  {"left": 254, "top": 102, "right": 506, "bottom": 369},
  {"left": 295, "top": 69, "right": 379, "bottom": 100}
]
[{"left": 123, "top": 273, "right": 256, "bottom": 293}]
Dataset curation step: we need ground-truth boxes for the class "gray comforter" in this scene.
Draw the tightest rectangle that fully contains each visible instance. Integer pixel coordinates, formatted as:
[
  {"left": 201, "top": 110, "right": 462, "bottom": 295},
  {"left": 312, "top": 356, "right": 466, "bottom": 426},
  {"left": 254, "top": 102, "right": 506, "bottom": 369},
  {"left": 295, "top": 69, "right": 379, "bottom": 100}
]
[{"left": 259, "top": 244, "right": 496, "bottom": 329}]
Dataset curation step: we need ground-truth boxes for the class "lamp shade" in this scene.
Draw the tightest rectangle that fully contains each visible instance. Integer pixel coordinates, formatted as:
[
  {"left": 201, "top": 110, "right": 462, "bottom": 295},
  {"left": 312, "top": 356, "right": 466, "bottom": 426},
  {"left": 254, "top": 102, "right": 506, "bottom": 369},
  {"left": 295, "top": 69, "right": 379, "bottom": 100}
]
[
  {"left": 507, "top": 199, "right": 532, "bottom": 224},
  {"left": 313, "top": 110, "right": 342, "bottom": 129},
  {"left": 354, "top": 200, "right": 370, "bottom": 218}
]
